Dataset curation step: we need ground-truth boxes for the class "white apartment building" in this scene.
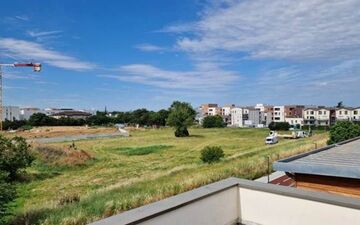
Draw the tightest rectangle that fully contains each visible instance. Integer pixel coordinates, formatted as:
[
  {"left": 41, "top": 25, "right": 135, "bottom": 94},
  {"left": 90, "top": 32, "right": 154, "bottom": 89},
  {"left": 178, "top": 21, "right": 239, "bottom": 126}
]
[
  {"left": 2, "top": 106, "right": 20, "bottom": 121},
  {"left": 285, "top": 117, "right": 304, "bottom": 126},
  {"left": 221, "top": 104, "right": 235, "bottom": 116},
  {"left": 207, "top": 107, "right": 220, "bottom": 116},
  {"left": 273, "top": 106, "right": 285, "bottom": 122},
  {"left": 231, "top": 107, "right": 243, "bottom": 127},
  {"left": 20, "top": 107, "right": 43, "bottom": 120},
  {"left": 336, "top": 107, "right": 354, "bottom": 121},
  {"left": 303, "top": 108, "right": 331, "bottom": 126},
  {"left": 353, "top": 107, "right": 360, "bottom": 121}
]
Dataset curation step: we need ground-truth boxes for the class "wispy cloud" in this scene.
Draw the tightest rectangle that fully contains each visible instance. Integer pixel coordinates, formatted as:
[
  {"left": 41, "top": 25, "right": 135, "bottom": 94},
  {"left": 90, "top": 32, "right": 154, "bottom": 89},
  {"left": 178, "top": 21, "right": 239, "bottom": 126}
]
[
  {"left": 175, "top": 0, "right": 360, "bottom": 61},
  {"left": 27, "top": 30, "right": 62, "bottom": 37},
  {"left": 135, "top": 43, "right": 167, "bottom": 52},
  {"left": 109, "top": 63, "right": 238, "bottom": 91},
  {"left": 14, "top": 15, "right": 29, "bottom": 21},
  {"left": 0, "top": 38, "right": 95, "bottom": 71}
]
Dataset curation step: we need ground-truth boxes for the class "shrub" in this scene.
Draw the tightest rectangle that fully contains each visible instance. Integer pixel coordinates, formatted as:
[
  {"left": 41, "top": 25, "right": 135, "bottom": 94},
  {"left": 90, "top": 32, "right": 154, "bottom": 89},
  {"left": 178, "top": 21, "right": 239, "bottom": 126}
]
[
  {"left": 200, "top": 146, "right": 224, "bottom": 163},
  {"left": 174, "top": 126, "right": 189, "bottom": 137},
  {"left": 202, "top": 115, "right": 226, "bottom": 128},
  {"left": 268, "top": 122, "right": 290, "bottom": 131},
  {"left": 0, "top": 136, "right": 34, "bottom": 180},
  {"left": 327, "top": 121, "right": 360, "bottom": 145},
  {"left": 0, "top": 171, "right": 15, "bottom": 224}
]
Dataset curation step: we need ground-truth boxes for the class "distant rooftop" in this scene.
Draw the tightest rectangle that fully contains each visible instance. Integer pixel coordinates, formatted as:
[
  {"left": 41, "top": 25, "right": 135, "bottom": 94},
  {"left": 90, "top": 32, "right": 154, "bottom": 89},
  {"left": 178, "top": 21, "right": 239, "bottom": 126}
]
[{"left": 274, "top": 137, "right": 360, "bottom": 179}]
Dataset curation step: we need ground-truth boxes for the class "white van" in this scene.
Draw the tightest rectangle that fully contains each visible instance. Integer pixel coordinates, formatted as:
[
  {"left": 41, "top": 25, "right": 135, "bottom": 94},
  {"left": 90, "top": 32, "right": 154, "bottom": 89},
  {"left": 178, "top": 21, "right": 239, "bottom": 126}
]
[{"left": 265, "top": 136, "right": 278, "bottom": 144}]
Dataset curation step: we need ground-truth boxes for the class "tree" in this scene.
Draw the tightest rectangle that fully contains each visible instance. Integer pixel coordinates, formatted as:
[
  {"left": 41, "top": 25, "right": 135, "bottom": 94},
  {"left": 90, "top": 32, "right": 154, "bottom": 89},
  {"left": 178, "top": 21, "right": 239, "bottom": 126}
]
[
  {"left": 202, "top": 115, "right": 226, "bottom": 128},
  {"left": 167, "top": 101, "right": 196, "bottom": 137},
  {"left": 327, "top": 121, "right": 360, "bottom": 144},
  {"left": 0, "top": 136, "right": 34, "bottom": 180},
  {"left": 28, "top": 113, "right": 55, "bottom": 126},
  {"left": 336, "top": 101, "right": 344, "bottom": 108},
  {"left": 268, "top": 122, "right": 290, "bottom": 131}
]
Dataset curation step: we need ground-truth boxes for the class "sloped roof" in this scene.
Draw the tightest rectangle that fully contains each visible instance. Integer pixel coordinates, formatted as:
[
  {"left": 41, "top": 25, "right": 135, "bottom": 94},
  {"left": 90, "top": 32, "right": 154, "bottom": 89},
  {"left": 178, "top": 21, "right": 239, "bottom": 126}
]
[{"left": 274, "top": 137, "right": 360, "bottom": 179}]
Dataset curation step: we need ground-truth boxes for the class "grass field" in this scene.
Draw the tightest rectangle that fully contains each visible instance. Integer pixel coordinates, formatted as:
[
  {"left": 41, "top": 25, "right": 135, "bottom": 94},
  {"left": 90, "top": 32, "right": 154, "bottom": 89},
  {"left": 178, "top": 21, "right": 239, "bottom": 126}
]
[{"left": 10, "top": 127, "right": 328, "bottom": 225}]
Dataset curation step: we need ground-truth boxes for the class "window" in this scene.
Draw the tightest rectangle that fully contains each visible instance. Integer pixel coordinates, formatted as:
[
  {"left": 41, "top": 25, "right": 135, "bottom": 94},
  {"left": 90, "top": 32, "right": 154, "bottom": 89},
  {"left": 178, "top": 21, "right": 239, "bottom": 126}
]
[
  {"left": 354, "top": 111, "right": 358, "bottom": 115},
  {"left": 345, "top": 111, "right": 348, "bottom": 115},
  {"left": 339, "top": 111, "right": 342, "bottom": 115},
  {"left": 310, "top": 111, "right": 314, "bottom": 115},
  {"left": 318, "top": 111, "right": 322, "bottom": 115}
]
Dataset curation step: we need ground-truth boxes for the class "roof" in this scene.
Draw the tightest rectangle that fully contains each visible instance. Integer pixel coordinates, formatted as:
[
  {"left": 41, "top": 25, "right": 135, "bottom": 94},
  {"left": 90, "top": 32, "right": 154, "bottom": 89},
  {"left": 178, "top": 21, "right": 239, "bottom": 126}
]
[
  {"left": 51, "top": 110, "right": 92, "bottom": 117},
  {"left": 273, "top": 137, "right": 360, "bottom": 179}
]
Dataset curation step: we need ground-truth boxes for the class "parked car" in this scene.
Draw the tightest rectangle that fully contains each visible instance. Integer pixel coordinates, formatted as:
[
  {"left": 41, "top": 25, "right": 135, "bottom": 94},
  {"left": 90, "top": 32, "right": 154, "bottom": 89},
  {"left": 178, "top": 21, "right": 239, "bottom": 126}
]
[{"left": 265, "top": 135, "right": 278, "bottom": 144}]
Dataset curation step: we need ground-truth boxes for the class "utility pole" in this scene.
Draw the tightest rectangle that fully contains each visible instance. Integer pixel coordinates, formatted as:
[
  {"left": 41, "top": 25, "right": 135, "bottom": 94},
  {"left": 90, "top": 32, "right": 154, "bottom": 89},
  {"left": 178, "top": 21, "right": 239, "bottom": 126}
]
[{"left": 0, "top": 62, "right": 41, "bottom": 131}]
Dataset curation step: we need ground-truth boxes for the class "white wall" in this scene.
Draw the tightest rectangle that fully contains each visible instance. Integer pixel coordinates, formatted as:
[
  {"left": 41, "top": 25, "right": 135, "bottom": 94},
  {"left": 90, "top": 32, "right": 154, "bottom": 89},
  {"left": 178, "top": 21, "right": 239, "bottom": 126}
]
[
  {"left": 273, "top": 106, "right": 285, "bottom": 122},
  {"left": 2, "top": 106, "right": 20, "bottom": 121},
  {"left": 231, "top": 108, "right": 243, "bottom": 127},
  {"left": 141, "top": 187, "right": 238, "bottom": 225},
  {"left": 239, "top": 187, "right": 360, "bottom": 225},
  {"left": 285, "top": 117, "right": 304, "bottom": 125},
  {"left": 336, "top": 108, "right": 353, "bottom": 121}
]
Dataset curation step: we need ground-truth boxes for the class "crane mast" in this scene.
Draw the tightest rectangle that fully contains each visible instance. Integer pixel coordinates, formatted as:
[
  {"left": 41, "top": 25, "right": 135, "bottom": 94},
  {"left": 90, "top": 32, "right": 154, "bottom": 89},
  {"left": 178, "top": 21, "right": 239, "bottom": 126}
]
[{"left": 0, "top": 62, "right": 41, "bottom": 131}]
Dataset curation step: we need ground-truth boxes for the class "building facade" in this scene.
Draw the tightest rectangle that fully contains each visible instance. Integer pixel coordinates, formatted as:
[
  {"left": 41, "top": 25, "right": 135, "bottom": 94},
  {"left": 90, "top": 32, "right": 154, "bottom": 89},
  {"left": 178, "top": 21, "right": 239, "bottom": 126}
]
[
  {"left": 20, "top": 107, "right": 43, "bottom": 120},
  {"left": 273, "top": 106, "right": 285, "bottom": 122},
  {"left": 303, "top": 107, "right": 331, "bottom": 126},
  {"left": 2, "top": 106, "right": 20, "bottom": 121},
  {"left": 231, "top": 107, "right": 243, "bottom": 127}
]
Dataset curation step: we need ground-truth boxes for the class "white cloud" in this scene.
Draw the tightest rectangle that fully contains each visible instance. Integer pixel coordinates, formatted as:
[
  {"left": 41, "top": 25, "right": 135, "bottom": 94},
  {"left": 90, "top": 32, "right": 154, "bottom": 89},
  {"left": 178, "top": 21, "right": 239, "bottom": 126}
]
[
  {"left": 27, "top": 30, "right": 62, "bottom": 37},
  {"left": 0, "top": 38, "right": 95, "bottom": 71},
  {"left": 14, "top": 15, "right": 29, "bottom": 21},
  {"left": 112, "top": 63, "right": 238, "bottom": 90},
  {"left": 135, "top": 43, "right": 166, "bottom": 52},
  {"left": 175, "top": 0, "right": 360, "bottom": 61}
]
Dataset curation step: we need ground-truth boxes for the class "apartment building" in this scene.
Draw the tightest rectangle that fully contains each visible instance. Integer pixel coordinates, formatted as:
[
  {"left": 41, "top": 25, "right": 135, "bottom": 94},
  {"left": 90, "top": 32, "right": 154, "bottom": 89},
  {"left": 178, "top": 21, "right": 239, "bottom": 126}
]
[
  {"left": 2, "top": 106, "right": 20, "bottom": 121},
  {"left": 303, "top": 107, "right": 332, "bottom": 126},
  {"left": 285, "top": 117, "right": 304, "bottom": 126},
  {"left": 200, "top": 104, "right": 221, "bottom": 116},
  {"left": 353, "top": 107, "right": 360, "bottom": 121},
  {"left": 284, "top": 105, "right": 304, "bottom": 118},
  {"left": 230, "top": 107, "right": 243, "bottom": 127},
  {"left": 221, "top": 104, "right": 235, "bottom": 116},
  {"left": 336, "top": 107, "right": 354, "bottom": 121},
  {"left": 243, "top": 108, "right": 262, "bottom": 127},
  {"left": 20, "top": 107, "right": 43, "bottom": 120},
  {"left": 273, "top": 106, "right": 285, "bottom": 122}
]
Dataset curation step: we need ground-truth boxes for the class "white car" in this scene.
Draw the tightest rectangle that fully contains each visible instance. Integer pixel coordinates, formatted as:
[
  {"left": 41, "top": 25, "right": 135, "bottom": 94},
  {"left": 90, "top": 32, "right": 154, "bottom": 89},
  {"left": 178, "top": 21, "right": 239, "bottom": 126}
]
[{"left": 265, "top": 136, "right": 278, "bottom": 144}]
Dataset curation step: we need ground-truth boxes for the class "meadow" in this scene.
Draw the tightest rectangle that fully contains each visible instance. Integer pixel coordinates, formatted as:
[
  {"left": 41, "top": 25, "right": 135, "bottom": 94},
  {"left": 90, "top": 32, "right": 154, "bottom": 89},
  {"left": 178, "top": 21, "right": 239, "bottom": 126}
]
[{"left": 11, "top": 128, "right": 328, "bottom": 225}]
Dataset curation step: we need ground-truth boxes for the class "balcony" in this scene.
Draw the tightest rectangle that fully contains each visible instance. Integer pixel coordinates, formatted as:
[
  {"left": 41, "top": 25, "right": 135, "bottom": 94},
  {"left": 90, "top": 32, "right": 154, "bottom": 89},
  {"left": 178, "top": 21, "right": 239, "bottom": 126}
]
[{"left": 89, "top": 178, "right": 360, "bottom": 225}]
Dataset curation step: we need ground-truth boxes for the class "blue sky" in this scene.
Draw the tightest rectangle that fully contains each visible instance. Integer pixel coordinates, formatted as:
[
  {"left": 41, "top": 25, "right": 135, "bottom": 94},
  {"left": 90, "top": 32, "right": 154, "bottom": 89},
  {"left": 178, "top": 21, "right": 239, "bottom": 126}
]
[{"left": 1, "top": 0, "right": 360, "bottom": 110}]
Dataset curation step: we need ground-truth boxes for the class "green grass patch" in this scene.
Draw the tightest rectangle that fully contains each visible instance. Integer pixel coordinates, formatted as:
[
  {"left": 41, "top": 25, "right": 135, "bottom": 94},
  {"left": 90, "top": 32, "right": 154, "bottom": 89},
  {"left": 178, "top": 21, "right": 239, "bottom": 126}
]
[{"left": 116, "top": 145, "right": 172, "bottom": 156}]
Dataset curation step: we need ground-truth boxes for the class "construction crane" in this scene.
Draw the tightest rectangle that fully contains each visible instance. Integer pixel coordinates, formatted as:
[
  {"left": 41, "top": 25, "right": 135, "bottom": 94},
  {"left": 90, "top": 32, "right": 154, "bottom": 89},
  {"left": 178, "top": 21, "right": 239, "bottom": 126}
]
[{"left": 0, "top": 62, "right": 41, "bottom": 131}]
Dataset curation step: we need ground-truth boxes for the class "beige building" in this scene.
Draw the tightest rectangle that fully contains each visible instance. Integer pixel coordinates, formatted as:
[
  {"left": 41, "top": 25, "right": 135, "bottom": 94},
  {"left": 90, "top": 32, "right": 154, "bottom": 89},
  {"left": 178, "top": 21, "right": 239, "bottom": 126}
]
[
  {"left": 303, "top": 107, "right": 331, "bottom": 126},
  {"left": 336, "top": 107, "right": 354, "bottom": 121}
]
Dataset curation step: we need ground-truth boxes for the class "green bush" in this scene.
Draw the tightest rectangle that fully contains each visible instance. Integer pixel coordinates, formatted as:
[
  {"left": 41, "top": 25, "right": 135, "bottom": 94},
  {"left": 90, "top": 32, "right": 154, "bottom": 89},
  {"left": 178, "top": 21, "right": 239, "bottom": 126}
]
[
  {"left": 174, "top": 126, "right": 190, "bottom": 137},
  {"left": 0, "top": 171, "right": 15, "bottom": 225},
  {"left": 200, "top": 146, "right": 224, "bottom": 163},
  {"left": 327, "top": 121, "right": 360, "bottom": 145},
  {"left": 268, "top": 122, "right": 290, "bottom": 131},
  {"left": 202, "top": 115, "right": 226, "bottom": 128},
  {"left": 0, "top": 136, "right": 34, "bottom": 180}
]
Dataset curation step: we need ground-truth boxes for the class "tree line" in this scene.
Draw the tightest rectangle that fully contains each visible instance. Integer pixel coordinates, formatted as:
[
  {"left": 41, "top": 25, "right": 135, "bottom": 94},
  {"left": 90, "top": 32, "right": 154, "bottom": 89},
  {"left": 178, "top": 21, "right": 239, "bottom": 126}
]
[{"left": 3, "top": 108, "right": 170, "bottom": 130}]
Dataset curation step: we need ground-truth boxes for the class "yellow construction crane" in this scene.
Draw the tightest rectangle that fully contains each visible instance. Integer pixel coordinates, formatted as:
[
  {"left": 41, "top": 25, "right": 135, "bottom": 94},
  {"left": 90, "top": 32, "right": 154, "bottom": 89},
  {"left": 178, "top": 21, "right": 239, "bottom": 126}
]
[{"left": 0, "top": 62, "right": 41, "bottom": 131}]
